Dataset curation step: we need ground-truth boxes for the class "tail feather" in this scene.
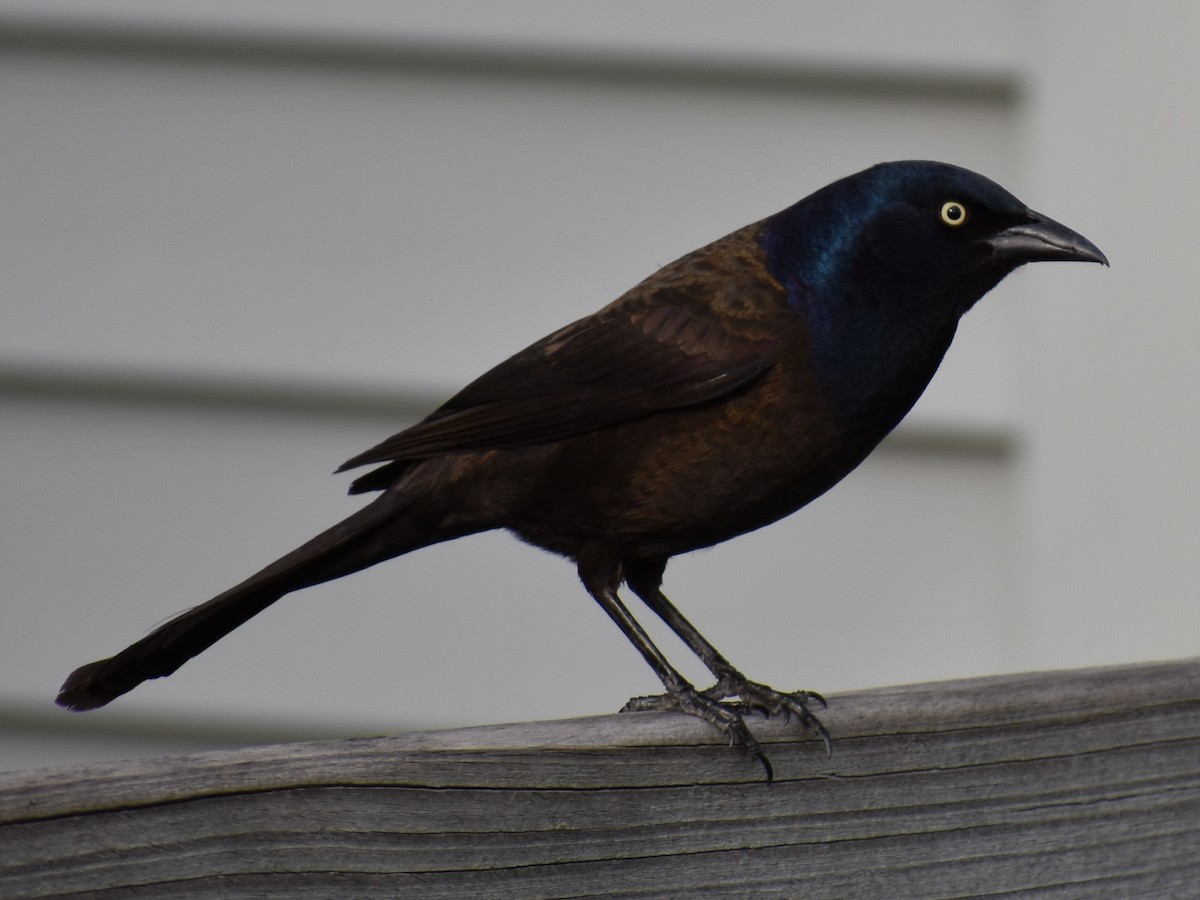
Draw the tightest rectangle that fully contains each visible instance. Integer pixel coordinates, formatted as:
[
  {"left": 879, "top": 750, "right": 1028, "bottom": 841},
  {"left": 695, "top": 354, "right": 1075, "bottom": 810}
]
[
  {"left": 55, "top": 582, "right": 289, "bottom": 711},
  {"left": 56, "top": 492, "right": 426, "bottom": 711}
]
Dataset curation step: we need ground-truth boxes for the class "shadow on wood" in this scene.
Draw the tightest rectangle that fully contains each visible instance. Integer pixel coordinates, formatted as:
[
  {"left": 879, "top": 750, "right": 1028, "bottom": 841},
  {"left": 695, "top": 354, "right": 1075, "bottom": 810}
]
[{"left": 3, "top": 659, "right": 1199, "bottom": 897}]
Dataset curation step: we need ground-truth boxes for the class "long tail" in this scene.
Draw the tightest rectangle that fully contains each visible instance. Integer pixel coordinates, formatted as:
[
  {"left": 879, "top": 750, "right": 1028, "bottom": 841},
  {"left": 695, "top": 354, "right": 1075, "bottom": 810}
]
[{"left": 56, "top": 491, "right": 432, "bottom": 711}]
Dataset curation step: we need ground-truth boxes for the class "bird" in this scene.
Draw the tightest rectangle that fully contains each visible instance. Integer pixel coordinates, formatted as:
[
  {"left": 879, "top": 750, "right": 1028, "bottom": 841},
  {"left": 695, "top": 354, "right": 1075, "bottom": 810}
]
[{"left": 57, "top": 160, "right": 1107, "bottom": 781}]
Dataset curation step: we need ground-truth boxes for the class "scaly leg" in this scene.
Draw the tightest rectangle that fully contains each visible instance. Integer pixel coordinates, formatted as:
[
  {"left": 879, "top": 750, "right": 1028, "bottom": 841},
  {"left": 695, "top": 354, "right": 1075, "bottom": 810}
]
[
  {"left": 578, "top": 556, "right": 777, "bottom": 781},
  {"left": 622, "top": 558, "right": 831, "bottom": 757}
]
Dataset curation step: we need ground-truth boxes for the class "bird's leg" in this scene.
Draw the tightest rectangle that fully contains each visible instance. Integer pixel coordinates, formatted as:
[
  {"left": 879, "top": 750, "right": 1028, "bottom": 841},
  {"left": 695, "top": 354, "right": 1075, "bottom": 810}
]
[
  {"left": 623, "top": 560, "right": 831, "bottom": 756},
  {"left": 578, "top": 559, "right": 776, "bottom": 781}
]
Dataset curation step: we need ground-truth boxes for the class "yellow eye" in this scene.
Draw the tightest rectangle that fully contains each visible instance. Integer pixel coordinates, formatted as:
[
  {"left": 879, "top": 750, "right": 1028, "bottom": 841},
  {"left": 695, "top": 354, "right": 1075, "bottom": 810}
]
[{"left": 940, "top": 200, "right": 968, "bottom": 227}]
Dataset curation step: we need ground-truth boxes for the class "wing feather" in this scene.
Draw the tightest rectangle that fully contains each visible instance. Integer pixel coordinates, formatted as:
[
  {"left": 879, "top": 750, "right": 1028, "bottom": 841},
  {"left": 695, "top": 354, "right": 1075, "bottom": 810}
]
[{"left": 339, "top": 225, "right": 791, "bottom": 488}]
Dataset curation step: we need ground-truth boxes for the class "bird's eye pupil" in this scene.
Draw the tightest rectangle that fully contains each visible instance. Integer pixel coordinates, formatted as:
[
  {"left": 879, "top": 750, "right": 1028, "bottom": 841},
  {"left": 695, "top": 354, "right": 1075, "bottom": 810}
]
[{"left": 940, "top": 201, "right": 968, "bottom": 226}]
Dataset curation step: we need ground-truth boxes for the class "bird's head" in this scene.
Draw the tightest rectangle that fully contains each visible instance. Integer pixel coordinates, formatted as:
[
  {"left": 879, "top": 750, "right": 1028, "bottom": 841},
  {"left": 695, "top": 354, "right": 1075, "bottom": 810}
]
[
  {"left": 764, "top": 160, "right": 1108, "bottom": 318},
  {"left": 759, "top": 161, "right": 1107, "bottom": 431}
]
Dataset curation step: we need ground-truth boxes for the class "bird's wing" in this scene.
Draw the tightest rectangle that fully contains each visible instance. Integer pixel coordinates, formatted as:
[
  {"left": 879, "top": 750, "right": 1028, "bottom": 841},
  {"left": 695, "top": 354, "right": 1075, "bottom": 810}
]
[{"left": 338, "top": 271, "right": 787, "bottom": 477}]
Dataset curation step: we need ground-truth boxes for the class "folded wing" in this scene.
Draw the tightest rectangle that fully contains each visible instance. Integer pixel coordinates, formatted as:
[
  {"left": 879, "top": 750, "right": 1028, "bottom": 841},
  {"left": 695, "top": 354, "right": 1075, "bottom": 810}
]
[{"left": 339, "top": 277, "right": 788, "bottom": 493}]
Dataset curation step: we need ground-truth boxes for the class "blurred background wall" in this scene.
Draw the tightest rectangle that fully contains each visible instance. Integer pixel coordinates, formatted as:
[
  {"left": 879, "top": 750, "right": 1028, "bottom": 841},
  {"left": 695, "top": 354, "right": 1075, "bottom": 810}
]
[{"left": 2, "top": 1, "right": 1196, "bottom": 771}]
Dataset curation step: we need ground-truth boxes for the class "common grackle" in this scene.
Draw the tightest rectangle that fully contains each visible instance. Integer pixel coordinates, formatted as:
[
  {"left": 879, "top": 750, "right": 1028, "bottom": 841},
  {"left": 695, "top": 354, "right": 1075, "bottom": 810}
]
[{"left": 57, "top": 161, "right": 1106, "bottom": 780}]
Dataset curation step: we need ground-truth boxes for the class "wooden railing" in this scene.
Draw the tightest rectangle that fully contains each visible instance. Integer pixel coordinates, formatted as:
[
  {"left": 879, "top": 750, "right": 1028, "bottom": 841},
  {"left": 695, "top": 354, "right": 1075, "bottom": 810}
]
[{"left": 3, "top": 658, "right": 1198, "bottom": 897}]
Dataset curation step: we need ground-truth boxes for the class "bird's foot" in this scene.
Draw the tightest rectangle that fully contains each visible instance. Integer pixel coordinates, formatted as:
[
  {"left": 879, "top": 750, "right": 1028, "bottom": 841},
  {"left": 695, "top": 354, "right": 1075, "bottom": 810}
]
[
  {"left": 622, "top": 683, "right": 777, "bottom": 781},
  {"left": 621, "top": 676, "right": 831, "bottom": 781},
  {"left": 706, "top": 677, "right": 832, "bottom": 757}
]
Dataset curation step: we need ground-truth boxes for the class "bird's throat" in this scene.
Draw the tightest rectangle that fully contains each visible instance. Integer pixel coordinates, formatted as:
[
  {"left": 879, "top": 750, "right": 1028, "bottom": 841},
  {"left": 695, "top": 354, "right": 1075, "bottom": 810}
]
[{"left": 803, "top": 290, "right": 960, "bottom": 438}]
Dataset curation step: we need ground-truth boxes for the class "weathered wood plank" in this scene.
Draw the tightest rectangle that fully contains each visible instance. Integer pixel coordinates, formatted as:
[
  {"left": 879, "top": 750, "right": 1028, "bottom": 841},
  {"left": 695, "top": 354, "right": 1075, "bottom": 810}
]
[{"left": 3, "top": 659, "right": 1198, "bottom": 897}]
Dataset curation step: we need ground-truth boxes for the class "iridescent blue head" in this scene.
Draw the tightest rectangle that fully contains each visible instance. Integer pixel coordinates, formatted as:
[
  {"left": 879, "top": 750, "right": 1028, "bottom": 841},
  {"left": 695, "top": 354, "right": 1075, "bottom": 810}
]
[
  {"left": 758, "top": 160, "right": 1106, "bottom": 433},
  {"left": 761, "top": 160, "right": 1106, "bottom": 315}
]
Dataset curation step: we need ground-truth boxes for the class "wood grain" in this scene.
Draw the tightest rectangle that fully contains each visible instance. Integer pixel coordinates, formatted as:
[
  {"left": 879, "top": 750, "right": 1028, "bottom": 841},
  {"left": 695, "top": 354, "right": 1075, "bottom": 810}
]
[{"left": 3, "top": 659, "right": 1199, "bottom": 897}]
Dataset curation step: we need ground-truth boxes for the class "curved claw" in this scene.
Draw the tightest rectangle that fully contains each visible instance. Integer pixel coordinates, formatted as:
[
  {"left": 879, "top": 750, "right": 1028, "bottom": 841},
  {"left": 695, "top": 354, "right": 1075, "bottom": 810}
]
[
  {"left": 728, "top": 717, "right": 774, "bottom": 784},
  {"left": 813, "top": 719, "right": 833, "bottom": 758},
  {"left": 796, "top": 689, "right": 828, "bottom": 710},
  {"left": 681, "top": 687, "right": 777, "bottom": 784}
]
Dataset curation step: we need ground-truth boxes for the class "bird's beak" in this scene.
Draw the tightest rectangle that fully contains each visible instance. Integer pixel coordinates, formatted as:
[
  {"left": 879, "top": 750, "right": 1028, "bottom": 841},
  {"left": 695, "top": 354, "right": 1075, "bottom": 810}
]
[{"left": 985, "top": 210, "right": 1109, "bottom": 266}]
